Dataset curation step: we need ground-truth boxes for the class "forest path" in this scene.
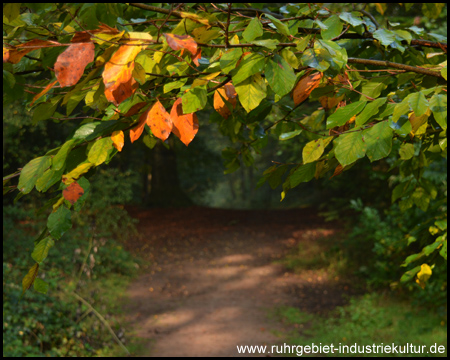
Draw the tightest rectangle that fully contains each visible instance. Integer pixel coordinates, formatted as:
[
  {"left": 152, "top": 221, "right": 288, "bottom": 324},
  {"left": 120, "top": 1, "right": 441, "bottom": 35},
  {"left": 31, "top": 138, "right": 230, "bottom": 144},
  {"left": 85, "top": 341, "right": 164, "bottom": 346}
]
[{"left": 123, "top": 207, "right": 351, "bottom": 357}]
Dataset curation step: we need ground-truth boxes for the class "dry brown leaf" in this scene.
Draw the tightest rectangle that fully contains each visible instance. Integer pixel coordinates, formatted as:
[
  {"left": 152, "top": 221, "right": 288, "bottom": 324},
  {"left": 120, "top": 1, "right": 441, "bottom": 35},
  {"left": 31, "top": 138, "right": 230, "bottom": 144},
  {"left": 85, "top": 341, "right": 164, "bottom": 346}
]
[
  {"left": 55, "top": 42, "right": 95, "bottom": 87},
  {"left": 292, "top": 72, "right": 323, "bottom": 105},
  {"left": 330, "top": 164, "right": 344, "bottom": 178},
  {"left": 170, "top": 98, "right": 199, "bottom": 146},
  {"left": 319, "top": 94, "right": 344, "bottom": 110}
]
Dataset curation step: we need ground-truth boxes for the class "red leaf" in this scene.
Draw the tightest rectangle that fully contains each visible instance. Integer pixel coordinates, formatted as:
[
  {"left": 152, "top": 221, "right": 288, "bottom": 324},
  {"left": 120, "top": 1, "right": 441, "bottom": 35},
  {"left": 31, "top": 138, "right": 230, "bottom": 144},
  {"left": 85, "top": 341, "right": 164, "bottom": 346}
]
[
  {"left": 170, "top": 98, "right": 199, "bottom": 146},
  {"left": 30, "top": 80, "right": 58, "bottom": 106},
  {"left": 164, "top": 33, "right": 198, "bottom": 56},
  {"left": 146, "top": 101, "right": 173, "bottom": 141},
  {"left": 55, "top": 42, "right": 95, "bottom": 87},
  {"left": 63, "top": 181, "right": 85, "bottom": 204}
]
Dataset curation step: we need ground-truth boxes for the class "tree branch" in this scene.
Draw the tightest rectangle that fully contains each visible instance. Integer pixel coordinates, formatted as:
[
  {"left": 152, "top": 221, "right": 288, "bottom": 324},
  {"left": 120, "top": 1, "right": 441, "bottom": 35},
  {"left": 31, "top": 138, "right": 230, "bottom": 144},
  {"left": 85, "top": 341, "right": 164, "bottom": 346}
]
[{"left": 348, "top": 58, "right": 443, "bottom": 78}]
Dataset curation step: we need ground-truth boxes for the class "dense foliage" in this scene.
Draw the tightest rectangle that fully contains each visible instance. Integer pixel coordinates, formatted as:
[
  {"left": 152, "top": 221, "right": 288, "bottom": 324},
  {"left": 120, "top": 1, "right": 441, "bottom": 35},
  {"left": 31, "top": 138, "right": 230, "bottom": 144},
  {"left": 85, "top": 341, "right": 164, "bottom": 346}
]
[{"left": 2, "top": 3, "right": 447, "bottom": 296}]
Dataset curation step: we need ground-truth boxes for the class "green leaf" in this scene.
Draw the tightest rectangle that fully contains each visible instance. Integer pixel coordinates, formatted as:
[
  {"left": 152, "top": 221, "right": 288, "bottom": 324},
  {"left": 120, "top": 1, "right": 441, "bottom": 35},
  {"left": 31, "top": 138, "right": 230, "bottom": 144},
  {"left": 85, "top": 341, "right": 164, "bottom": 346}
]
[
  {"left": 399, "top": 143, "right": 415, "bottom": 160},
  {"left": 72, "top": 122, "right": 102, "bottom": 140},
  {"left": 373, "top": 29, "right": 396, "bottom": 46},
  {"left": 364, "top": 121, "right": 393, "bottom": 161},
  {"left": 34, "top": 278, "right": 49, "bottom": 294},
  {"left": 339, "top": 12, "right": 363, "bottom": 27},
  {"left": 3, "top": 3, "right": 21, "bottom": 23},
  {"left": 22, "top": 263, "right": 39, "bottom": 295},
  {"left": 235, "top": 73, "right": 267, "bottom": 113},
  {"left": 182, "top": 86, "right": 208, "bottom": 113},
  {"left": 279, "top": 129, "right": 302, "bottom": 140},
  {"left": 265, "top": 14, "right": 290, "bottom": 37},
  {"left": 47, "top": 206, "right": 72, "bottom": 240},
  {"left": 35, "top": 167, "right": 64, "bottom": 192},
  {"left": 265, "top": 54, "right": 297, "bottom": 97},
  {"left": 429, "top": 94, "right": 447, "bottom": 130},
  {"left": 302, "top": 137, "right": 333, "bottom": 164},
  {"left": 407, "top": 92, "right": 429, "bottom": 117},
  {"left": 321, "top": 15, "right": 343, "bottom": 40},
  {"left": 250, "top": 39, "right": 279, "bottom": 50},
  {"left": 360, "top": 77, "right": 390, "bottom": 99},
  {"left": 392, "top": 100, "right": 410, "bottom": 123},
  {"left": 392, "top": 181, "right": 414, "bottom": 203},
  {"left": 412, "top": 187, "right": 430, "bottom": 211},
  {"left": 232, "top": 53, "right": 266, "bottom": 85},
  {"left": 32, "top": 101, "right": 58, "bottom": 123},
  {"left": 87, "top": 137, "right": 113, "bottom": 166},
  {"left": 18, "top": 156, "right": 52, "bottom": 194},
  {"left": 355, "top": 97, "right": 387, "bottom": 126},
  {"left": 435, "top": 220, "right": 447, "bottom": 231},
  {"left": 400, "top": 265, "right": 421, "bottom": 282},
  {"left": 3, "top": 70, "right": 16, "bottom": 89},
  {"left": 53, "top": 139, "right": 76, "bottom": 171},
  {"left": 31, "top": 237, "right": 55, "bottom": 263},
  {"left": 290, "top": 162, "right": 316, "bottom": 187},
  {"left": 220, "top": 48, "right": 243, "bottom": 74},
  {"left": 441, "top": 65, "right": 447, "bottom": 80},
  {"left": 422, "top": 3, "right": 445, "bottom": 19},
  {"left": 280, "top": 48, "right": 298, "bottom": 69},
  {"left": 439, "top": 239, "right": 447, "bottom": 260},
  {"left": 268, "top": 165, "right": 288, "bottom": 189},
  {"left": 242, "top": 17, "right": 263, "bottom": 42},
  {"left": 326, "top": 100, "right": 367, "bottom": 128},
  {"left": 335, "top": 131, "right": 367, "bottom": 166},
  {"left": 393, "top": 30, "right": 412, "bottom": 44}
]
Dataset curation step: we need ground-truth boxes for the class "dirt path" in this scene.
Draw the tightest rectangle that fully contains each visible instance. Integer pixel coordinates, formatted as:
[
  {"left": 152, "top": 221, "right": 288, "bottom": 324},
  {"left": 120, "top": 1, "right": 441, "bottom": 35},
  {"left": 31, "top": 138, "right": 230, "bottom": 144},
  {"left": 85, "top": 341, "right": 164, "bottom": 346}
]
[{"left": 123, "top": 207, "right": 352, "bottom": 357}]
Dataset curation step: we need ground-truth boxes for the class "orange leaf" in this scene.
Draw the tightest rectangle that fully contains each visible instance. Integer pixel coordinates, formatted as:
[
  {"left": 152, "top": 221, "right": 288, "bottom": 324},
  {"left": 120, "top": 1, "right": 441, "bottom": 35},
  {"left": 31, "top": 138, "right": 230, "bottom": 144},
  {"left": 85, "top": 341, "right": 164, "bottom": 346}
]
[
  {"left": 170, "top": 98, "right": 199, "bottom": 146},
  {"left": 30, "top": 80, "right": 58, "bottom": 106},
  {"left": 213, "top": 83, "right": 237, "bottom": 119},
  {"left": 146, "top": 101, "right": 173, "bottom": 141},
  {"left": 192, "top": 48, "right": 202, "bottom": 66},
  {"left": 330, "top": 164, "right": 344, "bottom": 179},
  {"left": 292, "top": 72, "right": 323, "bottom": 105},
  {"left": 104, "top": 76, "right": 138, "bottom": 106},
  {"left": 319, "top": 95, "right": 344, "bottom": 110},
  {"left": 111, "top": 130, "right": 125, "bottom": 151},
  {"left": 124, "top": 101, "right": 149, "bottom": 117},
  {"left": 71, "top": 31, "right": 92, "bottom": 43},
  {"left": 102, "top": 41, "right": 145, "bottom": 105},
  {"left": 164, "top": 33, "right": 198, "bottom": 56},
  {"left": 63, "top": 181, "right": 85, "bottom": 205},
  {"left": 130, "top": 108, "right": 148, "bottom": 143},
  {"left": 3, "top": 48, "right": 10, "bottom": 63},
  {"left": 55, "top": 42, "right": 95, "bottom": 87},
  {"left": 6, "top": 39, "right": 61, "bottom": 64}
]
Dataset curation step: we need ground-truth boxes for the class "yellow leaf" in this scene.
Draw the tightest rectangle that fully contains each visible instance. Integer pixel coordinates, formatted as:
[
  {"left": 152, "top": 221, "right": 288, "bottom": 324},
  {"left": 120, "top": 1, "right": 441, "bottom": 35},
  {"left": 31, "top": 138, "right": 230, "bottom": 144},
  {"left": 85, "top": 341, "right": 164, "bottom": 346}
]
[
  {"left": 416, "top": 263, "right": 432, "bottom": 289},
  {"left": 111, "top": 130, "right": 124, "bottom": 151}
]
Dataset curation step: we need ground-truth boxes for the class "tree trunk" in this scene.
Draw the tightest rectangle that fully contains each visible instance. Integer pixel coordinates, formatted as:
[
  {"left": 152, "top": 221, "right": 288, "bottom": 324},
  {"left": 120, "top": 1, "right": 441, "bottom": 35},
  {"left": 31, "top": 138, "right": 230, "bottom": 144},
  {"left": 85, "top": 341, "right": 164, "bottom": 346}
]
[{"left": 147, "top": 140, "right": 192, "bottom": 207}]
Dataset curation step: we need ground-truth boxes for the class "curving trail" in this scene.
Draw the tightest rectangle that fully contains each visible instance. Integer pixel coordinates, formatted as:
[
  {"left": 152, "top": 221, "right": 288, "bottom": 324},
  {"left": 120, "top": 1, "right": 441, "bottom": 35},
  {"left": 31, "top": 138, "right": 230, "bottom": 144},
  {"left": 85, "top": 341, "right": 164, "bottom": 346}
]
[{"left": 123, "top": 207, "right": 353, "bottom": 357}]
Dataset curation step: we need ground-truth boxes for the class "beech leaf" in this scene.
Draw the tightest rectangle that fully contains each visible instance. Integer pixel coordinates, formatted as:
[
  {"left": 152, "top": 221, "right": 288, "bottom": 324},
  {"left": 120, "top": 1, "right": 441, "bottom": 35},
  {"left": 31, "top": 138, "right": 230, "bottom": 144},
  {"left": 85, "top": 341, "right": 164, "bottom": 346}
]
[
  {"left": 293, "top": 72, "right": 323, "bottom": 105},
  {"left": 170, "top": 98, "right": 199, "bottom": 146},
  {"left": 55, "top": 42, "right": 95, "bottom": 87}
]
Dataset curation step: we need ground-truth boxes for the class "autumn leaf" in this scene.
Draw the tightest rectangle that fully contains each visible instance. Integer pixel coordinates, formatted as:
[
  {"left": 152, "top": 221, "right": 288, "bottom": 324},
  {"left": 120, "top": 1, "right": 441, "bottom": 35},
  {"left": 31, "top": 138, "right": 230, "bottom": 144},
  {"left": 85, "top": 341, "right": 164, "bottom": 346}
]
[
  {"left": 55, "top": 42, "right": 95, "bottom": 87},
  {"left": 3, "top": 47, "right": 10, "bottom": 62},
  {"left": 319, "top": 95, "right": 344, "bottom": 110},
  {"left": 71, "top": 31, "right": 92, "bottom": 43},
  {"left": 105, "top": 76, "right": 139, "bottom": 106},
  {"left": 111, "top": 130, "right": 125, "bottom": 151},
  {"left": 293, "top": 72, "right": 323, "bottom": 105},
  {"left": 192, "top": 48, "right": 202, "bottom": 66},
  {"left": 330, "top": 164, "right": 344, "bottom": 178},
  {"left": 124, "top": 101, "right": 149, "bottom": 117},
  {"left": 146, "top": 101, "right": 173, "bottom": 141},
  {"left": 63, "top": 181, "right": 85, "bottom": 205},
  {"left": 6, "top": 39, "right": 61, "bottom": 64},
  {"left": 214, "top": 83, "right": 237, "bottom": 119},
  {"left": 164, "top": 33, "right": 198, "bottom": 56},
  {"left": 30, "top": 80, "right": 58, "bottom": 106},
  {"left": 130, "top": 110, "right": 148, "bottom": 143},
  {"left": 102, "top": 39, "right": 147, "bottom": 105},
  {"left": 170, "top": 98, "right": 199, "bottom": 146}
]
